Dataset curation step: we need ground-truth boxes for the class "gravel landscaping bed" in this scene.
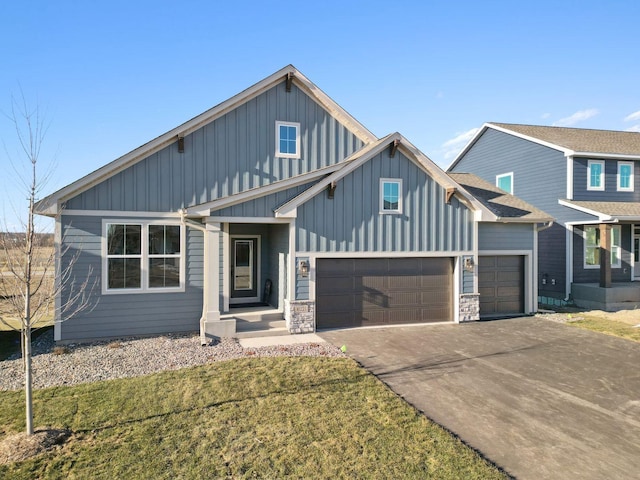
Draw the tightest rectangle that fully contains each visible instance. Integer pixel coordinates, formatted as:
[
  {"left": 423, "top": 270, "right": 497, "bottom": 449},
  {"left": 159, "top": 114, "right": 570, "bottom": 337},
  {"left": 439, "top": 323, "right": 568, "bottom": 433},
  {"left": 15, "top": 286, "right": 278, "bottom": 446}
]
[{"left": 0, "top": 330, "right": 344, "bottom": 391}]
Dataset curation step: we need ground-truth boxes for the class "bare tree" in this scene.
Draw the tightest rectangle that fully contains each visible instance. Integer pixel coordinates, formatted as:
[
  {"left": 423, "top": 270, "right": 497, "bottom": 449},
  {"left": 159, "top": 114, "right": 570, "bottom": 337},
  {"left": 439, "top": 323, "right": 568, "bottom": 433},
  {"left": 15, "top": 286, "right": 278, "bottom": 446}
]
[{"left": 0, "top": 94, "right": 95, "bottom": 435}]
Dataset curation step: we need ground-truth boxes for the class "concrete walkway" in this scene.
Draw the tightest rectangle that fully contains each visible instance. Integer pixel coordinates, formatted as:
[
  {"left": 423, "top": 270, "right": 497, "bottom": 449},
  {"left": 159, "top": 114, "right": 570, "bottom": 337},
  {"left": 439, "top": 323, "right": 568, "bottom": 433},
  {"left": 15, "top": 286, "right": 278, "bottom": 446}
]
[{"left": 319, "top": 317, "right": 640, "bottom": 480}]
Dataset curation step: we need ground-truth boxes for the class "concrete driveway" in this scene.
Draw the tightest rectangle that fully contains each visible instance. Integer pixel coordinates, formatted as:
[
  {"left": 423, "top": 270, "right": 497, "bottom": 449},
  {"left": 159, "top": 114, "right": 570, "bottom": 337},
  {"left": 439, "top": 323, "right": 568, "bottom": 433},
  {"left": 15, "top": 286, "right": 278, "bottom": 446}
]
[{"left": 319, "top": 317, "right": 640, "bottom": 480}]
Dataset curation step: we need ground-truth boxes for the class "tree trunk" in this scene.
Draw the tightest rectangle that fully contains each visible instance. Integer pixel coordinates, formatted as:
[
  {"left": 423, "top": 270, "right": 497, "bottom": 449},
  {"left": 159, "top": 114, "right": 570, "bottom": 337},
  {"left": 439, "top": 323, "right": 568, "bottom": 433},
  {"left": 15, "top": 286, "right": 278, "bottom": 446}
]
[{"left": 24, "top": 326, "right": 33, "bottom": 435}]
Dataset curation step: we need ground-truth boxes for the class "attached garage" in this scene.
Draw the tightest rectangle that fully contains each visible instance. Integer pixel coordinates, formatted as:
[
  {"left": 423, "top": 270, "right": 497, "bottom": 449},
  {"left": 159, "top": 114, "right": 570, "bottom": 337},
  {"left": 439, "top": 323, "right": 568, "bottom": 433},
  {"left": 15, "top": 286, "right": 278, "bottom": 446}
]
[
  {"left": 315, "top": 257, "right": 453, "bottom": 329},
  {"left": 478, "top": 255, "right": 525, "bottom": 317}
]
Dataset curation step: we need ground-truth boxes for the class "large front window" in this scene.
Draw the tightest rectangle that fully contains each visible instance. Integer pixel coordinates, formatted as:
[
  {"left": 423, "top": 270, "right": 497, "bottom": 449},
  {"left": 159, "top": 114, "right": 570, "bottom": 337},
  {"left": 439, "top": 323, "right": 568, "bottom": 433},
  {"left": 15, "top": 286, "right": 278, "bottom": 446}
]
[
  {"left": 584, "top": 225, "right": 621, "bottom": 268},
  {"left": 104, "top": 222, "right": 184, "bottom": 293}
]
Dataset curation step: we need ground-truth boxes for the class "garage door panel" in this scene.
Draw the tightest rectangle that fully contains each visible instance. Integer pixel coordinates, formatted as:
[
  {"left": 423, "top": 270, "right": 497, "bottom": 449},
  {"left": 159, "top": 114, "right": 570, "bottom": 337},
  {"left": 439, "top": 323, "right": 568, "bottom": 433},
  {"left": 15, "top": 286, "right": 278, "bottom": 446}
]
[
  {"left": 316, "top": 257, "right": 453, "bottom": 328},
  {"left": 479, "top": 255, "right": 524, "bottom": 317},
  {"left": 316, "top": 276, "right": 355, "bottom": 295}
]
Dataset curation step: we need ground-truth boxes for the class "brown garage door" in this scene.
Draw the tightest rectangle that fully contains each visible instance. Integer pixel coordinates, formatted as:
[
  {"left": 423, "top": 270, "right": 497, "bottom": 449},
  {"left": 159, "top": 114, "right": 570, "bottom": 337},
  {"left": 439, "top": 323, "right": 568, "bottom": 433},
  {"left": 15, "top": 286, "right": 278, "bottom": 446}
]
[
  {"left": 478, "top": 255, "right": 524, "bottom": 317},
  {"left": 316, "top": 257, "right": 453, "bottom": 329}
]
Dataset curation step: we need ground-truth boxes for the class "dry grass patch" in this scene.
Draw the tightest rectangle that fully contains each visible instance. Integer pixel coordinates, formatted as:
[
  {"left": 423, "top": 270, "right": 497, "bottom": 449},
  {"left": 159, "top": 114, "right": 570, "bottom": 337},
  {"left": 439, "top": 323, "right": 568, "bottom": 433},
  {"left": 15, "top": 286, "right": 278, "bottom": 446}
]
[
  {"left": 0, "top": 429, "right": 71, "bottom": 465},
  {"left": 0, "top": 357, "right": 507, "bottom": 479}
]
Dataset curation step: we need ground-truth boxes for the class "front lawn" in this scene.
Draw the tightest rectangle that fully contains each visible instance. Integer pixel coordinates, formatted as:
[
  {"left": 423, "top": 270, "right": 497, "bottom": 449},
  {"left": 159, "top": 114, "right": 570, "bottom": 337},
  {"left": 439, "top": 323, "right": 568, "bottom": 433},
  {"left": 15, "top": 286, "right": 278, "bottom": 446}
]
[
  {"left": 0, "top": 357, "right": 507, "bottom": 479},
  {"left": 567, "top": 315, "right": 640, "bottom": 343}
]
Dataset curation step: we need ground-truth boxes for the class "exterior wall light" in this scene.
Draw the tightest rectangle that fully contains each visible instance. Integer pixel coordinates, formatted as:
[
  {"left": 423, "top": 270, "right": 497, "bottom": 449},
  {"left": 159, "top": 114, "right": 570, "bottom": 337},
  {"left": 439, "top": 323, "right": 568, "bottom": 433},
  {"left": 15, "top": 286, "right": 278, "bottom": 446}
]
[
  {"left": 464, "top": 257, "right": 475, "bottom": 272},
  {"left": 298, "top": 260, "right": 309, "bottom": 277}
]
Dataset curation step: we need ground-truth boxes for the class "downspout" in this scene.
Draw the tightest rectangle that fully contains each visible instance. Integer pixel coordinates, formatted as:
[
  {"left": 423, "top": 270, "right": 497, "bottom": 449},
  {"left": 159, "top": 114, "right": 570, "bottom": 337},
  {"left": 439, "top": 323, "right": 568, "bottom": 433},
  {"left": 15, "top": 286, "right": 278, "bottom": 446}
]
[
  {"left": 533, "top": 221, "right": 554, "bottom": 310},
  {"left": 180, "top": 210, "right": 208, "bottom": 341}
]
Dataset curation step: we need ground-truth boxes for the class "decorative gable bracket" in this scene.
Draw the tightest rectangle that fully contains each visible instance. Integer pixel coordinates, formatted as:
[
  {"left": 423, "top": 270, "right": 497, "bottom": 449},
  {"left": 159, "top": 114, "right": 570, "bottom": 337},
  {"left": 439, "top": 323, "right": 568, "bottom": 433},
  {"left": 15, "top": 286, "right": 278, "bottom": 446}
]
[
  {"left": 327, "top": 181, "right": 337, "bottom": 199},
  {"left": 286, "top": 72, "right": 294, "bottom": 92},
  {"left": 177, "top": 135, "right": 185, "bottom": 153},
  {"left": 446, "top": 187, "right": 456, "bottom": 204},
  {"left": 389, "top": 139, "right": 400, "bottom": 158}
]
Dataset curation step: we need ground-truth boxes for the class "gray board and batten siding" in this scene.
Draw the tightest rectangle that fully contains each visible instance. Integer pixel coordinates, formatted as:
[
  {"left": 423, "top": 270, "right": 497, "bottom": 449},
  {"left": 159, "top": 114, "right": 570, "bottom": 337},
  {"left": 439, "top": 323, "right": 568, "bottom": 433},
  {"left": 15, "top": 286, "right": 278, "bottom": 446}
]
[
  {"left": 572, "top": 158, "right": 640, "bottom": 202},
  {"left": 65, "top": 82, "right": 364, "bottom": 212},
  {"left": 450, "top": 127, "right": 590, "bottom": 299},
  {"left": 59, "top": 215, "right": 204, "bottom": 342},
  {"left": 296, "top": 150, "right": 474, "bottom": 253}
]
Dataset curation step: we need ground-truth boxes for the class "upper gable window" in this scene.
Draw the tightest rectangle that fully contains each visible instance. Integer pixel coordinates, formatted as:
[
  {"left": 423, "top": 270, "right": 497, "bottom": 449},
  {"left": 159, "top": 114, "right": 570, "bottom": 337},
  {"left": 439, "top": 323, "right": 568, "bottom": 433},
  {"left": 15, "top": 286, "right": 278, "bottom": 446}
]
[
  {"left": 276, "top": 121, "right": 300, "bottom": 158},
  {"left": 617, "top": 161, "right": 634, "bottom": 191},
  {"left": 587, "top": 160, "right": 604, "bottom": 191},
  {"left": 380, "top": 178, "right": 402, "bottom": 214},
  {"left": 496, "top": 172, "right": 514, "bottom": 194}
]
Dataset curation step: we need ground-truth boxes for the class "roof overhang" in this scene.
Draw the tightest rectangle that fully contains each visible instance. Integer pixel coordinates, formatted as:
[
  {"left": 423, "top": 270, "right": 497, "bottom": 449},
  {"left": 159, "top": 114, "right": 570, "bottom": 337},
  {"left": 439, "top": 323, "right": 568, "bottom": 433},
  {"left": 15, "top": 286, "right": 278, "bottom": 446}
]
[{"left": 559, "top": 199, "right": 640, "bottom": 222}]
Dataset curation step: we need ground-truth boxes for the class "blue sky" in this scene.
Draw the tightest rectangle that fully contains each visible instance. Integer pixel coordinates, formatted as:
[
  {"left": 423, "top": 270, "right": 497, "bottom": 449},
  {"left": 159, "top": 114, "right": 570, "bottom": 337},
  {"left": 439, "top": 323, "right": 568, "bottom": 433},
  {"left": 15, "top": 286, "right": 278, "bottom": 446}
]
[{"left": 1, "top": 0, "right": 639, "bottom": 230}]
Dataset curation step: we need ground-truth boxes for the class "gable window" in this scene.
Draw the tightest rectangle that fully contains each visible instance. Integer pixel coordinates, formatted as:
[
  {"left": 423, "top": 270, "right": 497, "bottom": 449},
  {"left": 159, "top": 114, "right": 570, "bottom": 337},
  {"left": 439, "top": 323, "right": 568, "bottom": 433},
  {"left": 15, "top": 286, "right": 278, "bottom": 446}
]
[
  {"left": 104, "top": 221, "right": 184, "bottom": 293},
  {"left": 275, "top": 121, "right": 300, "bottom": 158},
  {"left": 380, "top": 178, "right": 402, "bottom": 214},
  {"left": 587, "top": 160, "right": 604, "bottom": 191},
  {"left": 584, "top": 225, "right": 621, "bottom": 269},
  {"left": 617, "top": 161, "right": 634, "bottom": 191},
  {"left": 496, "top": 172, "right": 514, "bottom": 194}
]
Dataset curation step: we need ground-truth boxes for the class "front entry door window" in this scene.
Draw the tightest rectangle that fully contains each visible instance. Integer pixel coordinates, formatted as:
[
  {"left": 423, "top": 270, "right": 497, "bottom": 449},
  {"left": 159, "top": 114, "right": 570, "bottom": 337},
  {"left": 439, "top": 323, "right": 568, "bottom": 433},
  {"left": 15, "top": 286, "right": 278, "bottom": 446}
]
[
  {"left": 634, "top": 226, "right": 640, "bottom": 280},
  {"left": 231, "top": 237, "right": 259, "bottom": 302}
]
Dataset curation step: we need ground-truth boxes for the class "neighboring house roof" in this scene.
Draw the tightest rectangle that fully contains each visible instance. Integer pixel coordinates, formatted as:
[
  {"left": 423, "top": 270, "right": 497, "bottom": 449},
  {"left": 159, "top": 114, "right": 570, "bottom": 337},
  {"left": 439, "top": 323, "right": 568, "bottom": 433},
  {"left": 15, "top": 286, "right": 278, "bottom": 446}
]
[
  {"left": 559, "top": 199, "right": 640, "bottom": 221},
  {"left": 35, "top": 64, "right": 379, "bottom": 216},
  {"left": 449, "top": 173, "right": 554, "bottom": 223},
  {"left": 449, "top": 122, "right": 640, "bottom": 171}
]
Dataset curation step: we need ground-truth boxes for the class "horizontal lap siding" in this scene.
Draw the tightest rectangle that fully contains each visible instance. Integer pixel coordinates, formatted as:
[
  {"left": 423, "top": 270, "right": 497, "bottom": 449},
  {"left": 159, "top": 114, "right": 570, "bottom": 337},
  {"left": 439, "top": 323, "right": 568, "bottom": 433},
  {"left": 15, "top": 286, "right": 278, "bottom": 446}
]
[
  {"left": 65, "top": 83, "right": 364, "bottom": 212},
  {"left": 59, "top": 215, "right": 203, "bottom": 341},
  {"left": 296, "top": 151, "right": 473, "bottom": 252},
  {"left": 478, "top": 223, "right": 533, "bottom": 251},
  {"left": 573, "top": 159, "right": 640, "bottom": 202}
]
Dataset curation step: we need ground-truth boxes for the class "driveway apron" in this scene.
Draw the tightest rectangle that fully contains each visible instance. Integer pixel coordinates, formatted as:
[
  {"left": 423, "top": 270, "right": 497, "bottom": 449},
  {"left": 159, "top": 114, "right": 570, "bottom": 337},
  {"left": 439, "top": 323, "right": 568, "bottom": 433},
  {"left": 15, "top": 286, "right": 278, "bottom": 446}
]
[{"left": 319, "top": 317, "right": 640, "bottom": 480}]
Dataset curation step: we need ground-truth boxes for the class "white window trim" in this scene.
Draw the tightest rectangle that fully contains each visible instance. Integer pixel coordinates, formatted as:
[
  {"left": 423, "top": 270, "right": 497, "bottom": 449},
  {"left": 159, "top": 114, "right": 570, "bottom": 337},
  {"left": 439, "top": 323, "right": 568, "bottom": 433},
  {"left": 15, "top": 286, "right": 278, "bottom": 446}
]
[
  {"left": 617, "top": 161, "right": 634, "bottom": 192},
  {"left": 275, "top": 121, "right": 301, "bottom": 159},
  {"left": 587, "top": 160, "right": 605, "bottom": 191},
  {"left": 496, "top": 172, "right": 514, "bottom": 194},
  {"left": 379, "top": 178, "right": 403, "bottom": 214},
  {"left": 583, "top": 225, "right": 621, "bottom": 269},
  {"left": 102, "top": 219, "right": 186, "bottom": 295}
]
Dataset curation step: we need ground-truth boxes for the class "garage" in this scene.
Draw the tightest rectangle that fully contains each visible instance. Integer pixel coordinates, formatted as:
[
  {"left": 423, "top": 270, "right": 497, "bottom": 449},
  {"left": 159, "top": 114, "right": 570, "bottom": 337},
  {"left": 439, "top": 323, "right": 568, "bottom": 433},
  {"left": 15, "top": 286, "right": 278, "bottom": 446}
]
[
  {"left": 478, "top": 255, "right": 524, "bottom": 317},
  {"left": 315, "top": 257, "right": 453, "bottom": 329}
]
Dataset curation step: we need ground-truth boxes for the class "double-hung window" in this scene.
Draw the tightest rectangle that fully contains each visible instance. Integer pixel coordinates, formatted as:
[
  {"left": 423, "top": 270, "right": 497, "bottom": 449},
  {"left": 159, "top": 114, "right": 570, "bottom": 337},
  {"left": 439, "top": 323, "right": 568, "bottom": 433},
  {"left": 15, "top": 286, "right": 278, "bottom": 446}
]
[
  {"left": 275, "top": 121, "right": 300, "bottom": 158},
  {"left": 380, "top": 178, "right": 402, "bottom": 214},
  {"left": 584, "top": 225, "right": 621, "bottom": 268},
  {"left": 496, "top": 172, "right": 514, "bottom": 194},
  {"left": 587, "top": 160, "right": 605, "bottom": 191},
  {"left": 617, "top": 161, "right": 634, "bottom": 191},
  {"left": 104, "top": 221, "right": 184, "bottom": 293}
]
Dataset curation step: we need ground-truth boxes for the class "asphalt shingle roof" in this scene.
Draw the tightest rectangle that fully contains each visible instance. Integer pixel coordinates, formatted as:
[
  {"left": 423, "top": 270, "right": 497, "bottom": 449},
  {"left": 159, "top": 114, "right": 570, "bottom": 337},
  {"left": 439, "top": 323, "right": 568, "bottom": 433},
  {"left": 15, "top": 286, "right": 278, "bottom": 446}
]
[
  {"left": 560, "top": 200, "right": 640, "bottom": 218},
  {"left": 490, "top": 123, "right": 640, "bottom": 156},
  {"left": 449, "top": 172, "right": 554, "bottom": 222}
]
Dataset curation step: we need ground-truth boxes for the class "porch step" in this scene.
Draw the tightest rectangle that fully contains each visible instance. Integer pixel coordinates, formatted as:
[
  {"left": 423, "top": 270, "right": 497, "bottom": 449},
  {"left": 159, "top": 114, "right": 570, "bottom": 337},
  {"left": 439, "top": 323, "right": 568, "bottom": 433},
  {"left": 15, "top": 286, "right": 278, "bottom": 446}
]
[
  {"left": 225, "top": 308, "right": 289, "bottom": 339},
  {"left": 235, "top": 324, "right": 289, "bottom": 339}
]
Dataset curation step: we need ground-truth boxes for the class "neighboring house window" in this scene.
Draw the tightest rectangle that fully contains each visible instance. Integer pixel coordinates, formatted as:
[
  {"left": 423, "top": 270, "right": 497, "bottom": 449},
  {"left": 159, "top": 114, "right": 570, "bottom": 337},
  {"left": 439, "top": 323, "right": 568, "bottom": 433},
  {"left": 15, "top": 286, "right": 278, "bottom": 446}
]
[
  {"left": 104, "top": 222, "right": 184, "bottom": 293},
  {"left": 584, "top": 225, "right": 621, "bottom": 268},
  {"left": 587, "top": 160, "right": 605, "bottom": 191},
  {"left": 380, "top": 178, "right": 402, "bottom": 213},
  {"left": 275, "top": 121, "right": 300, "bottom": 158},
  {"left": 617, "top": 161, "right": 634, "bottom": 191},
  {"left": 496, "top": 172, "right": 514, "bottom": 194}
]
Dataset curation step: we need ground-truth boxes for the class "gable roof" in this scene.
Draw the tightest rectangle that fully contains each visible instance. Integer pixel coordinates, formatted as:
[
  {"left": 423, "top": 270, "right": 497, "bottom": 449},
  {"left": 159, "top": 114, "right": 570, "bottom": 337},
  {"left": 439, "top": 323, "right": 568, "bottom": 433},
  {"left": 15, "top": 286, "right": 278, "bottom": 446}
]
[
  {"left": 449, "top": 122, "right": 640, "bottom": 171},
  {"left": 35, "top": 65, "right": 378, "bottom": 217},
  {"left": 559, "top": 199, "right": 640, "bottom": 221},
  {"left": 449, "top": 173, "right": 554, "bottom": 223},
  {"left": 274, "top": 132, "right": 498, "bottom": 221}
]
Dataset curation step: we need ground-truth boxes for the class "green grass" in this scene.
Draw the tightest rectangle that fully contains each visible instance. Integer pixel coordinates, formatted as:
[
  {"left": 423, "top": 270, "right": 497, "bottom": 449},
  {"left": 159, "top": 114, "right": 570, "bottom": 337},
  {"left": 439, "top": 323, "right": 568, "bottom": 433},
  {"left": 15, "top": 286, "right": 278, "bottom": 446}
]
[
  {"left": 568, "top": 316, "right": 640, "bottom": 343},
  {"left": 0, "top": 357, "right": 507, "bottom": 479}
]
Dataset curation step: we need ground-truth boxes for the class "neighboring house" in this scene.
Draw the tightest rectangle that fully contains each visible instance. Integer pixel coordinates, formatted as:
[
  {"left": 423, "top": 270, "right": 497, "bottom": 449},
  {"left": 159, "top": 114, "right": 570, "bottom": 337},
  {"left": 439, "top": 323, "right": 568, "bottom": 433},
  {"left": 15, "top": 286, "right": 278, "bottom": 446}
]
[
  {"left": 448, "top": 122, "right": 640, "bottom": 310},
  {"left": 35, "top": 67, "right": 552, "bottom": 343}
]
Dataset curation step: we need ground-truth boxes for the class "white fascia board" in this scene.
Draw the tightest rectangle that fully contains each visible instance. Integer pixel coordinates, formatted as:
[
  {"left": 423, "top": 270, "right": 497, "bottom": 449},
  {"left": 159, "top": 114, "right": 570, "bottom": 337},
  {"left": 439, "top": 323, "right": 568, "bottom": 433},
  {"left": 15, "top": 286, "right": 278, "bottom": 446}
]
[
  {"left": 485, "top": 124, "right": 573, "bottom": 155},
  {"left": 566, "top": 155, "right": 574, "bottom": 200},
  {"left": 185, "top": 166, "right": 338, "bottom": 217},
  {"left": 573, "top": 152, "right": 640, "bottom": 160},
  {"left": 35, "top": 65, "right": 378, "bottom": 216},
  {"left": 558, "top": 199, "right": 610, "bottom": 221}
]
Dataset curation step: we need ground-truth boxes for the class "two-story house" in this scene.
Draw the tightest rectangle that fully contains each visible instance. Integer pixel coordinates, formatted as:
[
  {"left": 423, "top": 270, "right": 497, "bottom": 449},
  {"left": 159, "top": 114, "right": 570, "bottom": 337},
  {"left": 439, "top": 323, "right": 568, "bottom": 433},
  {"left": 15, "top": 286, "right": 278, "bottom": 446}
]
[{"left": 448, "top": 122, "right": 640, "bottom": 311}]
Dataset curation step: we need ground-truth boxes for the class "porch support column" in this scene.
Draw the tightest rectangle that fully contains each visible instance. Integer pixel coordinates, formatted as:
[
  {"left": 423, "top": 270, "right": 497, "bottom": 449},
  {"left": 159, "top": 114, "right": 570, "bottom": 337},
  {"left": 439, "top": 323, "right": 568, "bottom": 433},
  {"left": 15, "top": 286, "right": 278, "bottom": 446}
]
[
  {"left": 200, "top": 221, "right": 235, "bottom": 344},
  {"left": 599, "top": 223, "right": 612, "bottom": 288}
]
